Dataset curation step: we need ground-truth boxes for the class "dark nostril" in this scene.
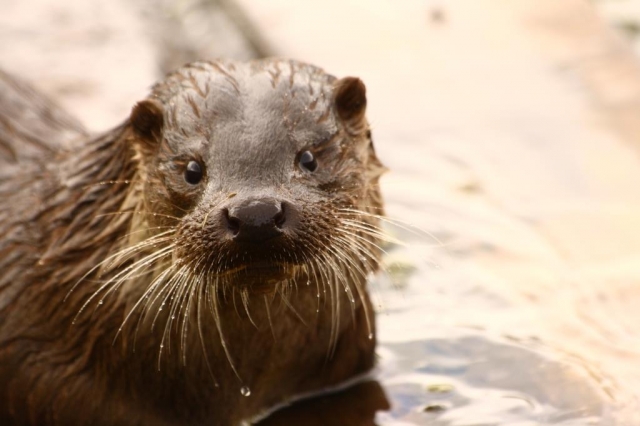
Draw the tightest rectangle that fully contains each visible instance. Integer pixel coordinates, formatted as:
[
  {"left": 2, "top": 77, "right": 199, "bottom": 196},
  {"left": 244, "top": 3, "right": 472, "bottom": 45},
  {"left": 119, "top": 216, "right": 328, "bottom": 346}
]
[
  {"left": 224, "top": 198, "right": 288, "bottom": 243},
  {"left": 274, "top": 202, "right": 286, "bottom": 229},
  {"left": 223, "top": 208, "right": 241, "bottom": 236}
]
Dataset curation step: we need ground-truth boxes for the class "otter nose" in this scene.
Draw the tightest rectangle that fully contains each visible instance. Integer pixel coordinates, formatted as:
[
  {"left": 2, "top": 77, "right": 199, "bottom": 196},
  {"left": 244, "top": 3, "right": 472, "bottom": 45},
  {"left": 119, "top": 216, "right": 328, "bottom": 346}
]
[{"left": 224, "top": 198, "right": 286, "bottom": 243}]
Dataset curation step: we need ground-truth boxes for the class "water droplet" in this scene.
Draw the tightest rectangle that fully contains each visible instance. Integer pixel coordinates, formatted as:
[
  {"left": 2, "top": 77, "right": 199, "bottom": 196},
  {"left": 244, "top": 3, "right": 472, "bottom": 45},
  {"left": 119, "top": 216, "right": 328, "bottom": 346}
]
[
  {"left": 316, "top": 293, "right": 320, "bottom": 298},
  {"left": 171, "top": 315, "right": 176, "bottom": 320},
  {"left": 160, "top": 344, "right": 164, "bottom": 348},
  {"left": 98, "top": 300, "right": 104, "bottom": 305},
  {"left": 240, "top": 386, "right": 251, "bottom": 397},
  {"left": 368, "top": 333, "right": 374, "bottom": 340},
  {"left": 306, "top": 280, "right": 311, "bottom": 286}
]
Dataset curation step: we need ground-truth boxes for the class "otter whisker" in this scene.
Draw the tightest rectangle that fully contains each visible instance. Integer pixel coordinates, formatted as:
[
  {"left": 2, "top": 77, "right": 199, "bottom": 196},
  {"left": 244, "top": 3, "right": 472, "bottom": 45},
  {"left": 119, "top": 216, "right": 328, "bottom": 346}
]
[
  {"left": 99, "top": 244, "right": 176, "bottom": 302},
  {"left": 277, "top": 286, "right": 308, "bottom": 327},
  {"left": 65, "top": 231, "right": 174, "bottom": 301},
  {"left": 196, "top": 270, "right": 219, "bottom": 387},
  {"left": 178, "top": 254, "right": 208, "bottom": 364},
  {"left": 160, "top": 264, "right": 190, "bottom": 357},
  {"left": 148, "top": 263, "right": 184, "bottom": 335},
  {"left": 93, "top": 210, "right": 182, "bottom": 222},
  {"left": 337, "top": 207, "right": 445, "bottom": 246},
  {"left": 201, "top": 205, "right": 217, "bottom": 229},
  {"left": 330, "top": 237, "right": 375, "bottom": 337},
  {"left": 81, "top": 179, "right": 134, "bottom": 189},
  {"left": 335, "top": 228, "right": 391, "bottom": 265},
  {"left": 231, "top": 286, "right": 242, "bottom": 319},
  {"left": 157, "top": 265, "right": 192, "bottom": 368},
  {"left": 179, "top": 267, "right": 201, "bottom": 365},
  {"left": 115, "top": 261, "right": 176, "bottom": 346},
  {"left": 322, "top": 245, "right": 361, "bottom": 329},
  {"left": 117, "top": 225, "right": 176, "bottom": 242},
  {"left": 332, "top": 232, "right": 378, "bottom": 263},
  {"left": 316, "top": 251, "right": 340, "bottom": 358},
  {"left": 303, "top": 256, "right": 324, "bottom": 316},
  {"left": 73, "top": 244, "right": 175, "bottom": 324},
  {"left": 209, "top": 277, "right": 242, "bottom": 382},
  {"left": 155, "top": 263, "right": 189, "bottom": 338},
  {"left": 102, "top": 232, "right": 175, "bottom": 269},
  {"left": 240, "top": 289, "right": 258, "bottom": 329},
  {"left": 340, "top": 218, "right": 402, "bottom": 245},
  {"left": 263, "top": 295, "right": 276, "bottom": 340}
]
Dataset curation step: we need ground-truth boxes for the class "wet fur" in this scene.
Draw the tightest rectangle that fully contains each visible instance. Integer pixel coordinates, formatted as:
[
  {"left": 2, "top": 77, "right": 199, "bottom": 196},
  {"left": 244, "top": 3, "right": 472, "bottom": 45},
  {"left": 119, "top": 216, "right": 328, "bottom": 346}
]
[{"left": 0, "top": 59, "right": 385, "bottom": 425}]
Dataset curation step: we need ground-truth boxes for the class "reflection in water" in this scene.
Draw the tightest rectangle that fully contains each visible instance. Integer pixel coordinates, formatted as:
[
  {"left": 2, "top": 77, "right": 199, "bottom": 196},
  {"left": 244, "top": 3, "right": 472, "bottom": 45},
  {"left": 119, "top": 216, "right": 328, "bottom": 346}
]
[
  {"left": 257, "top": 332, "right": 615, "bottom": 425},
  {"left": 257, "top": 381, "right": 390, "bottom": 426},
  {"left": 377, "top": 335, "right": 614, "bottom": 425}
]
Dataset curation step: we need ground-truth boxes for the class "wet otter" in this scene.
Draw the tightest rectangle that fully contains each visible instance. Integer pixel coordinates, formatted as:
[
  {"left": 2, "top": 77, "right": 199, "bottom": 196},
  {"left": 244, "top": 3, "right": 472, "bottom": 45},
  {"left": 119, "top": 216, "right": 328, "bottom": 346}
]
[{"left": 0, "top": 59, "right": 385, "bottom": 425}]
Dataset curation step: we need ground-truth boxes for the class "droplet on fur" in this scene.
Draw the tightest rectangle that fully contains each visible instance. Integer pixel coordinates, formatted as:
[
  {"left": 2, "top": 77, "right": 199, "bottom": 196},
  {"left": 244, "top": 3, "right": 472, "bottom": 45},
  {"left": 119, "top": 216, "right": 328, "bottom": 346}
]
[
  {"left": 306, "top": 280, "right": 311, "bottom": 286},
  {"left": 240, "top": 386, "right": 251, "bottom": 397},
  {"left": 98, "top": 300, "right": 104, "bottom": 305},
  {"left": 368, "top": 333, "right": 374, "bottom": 340}
]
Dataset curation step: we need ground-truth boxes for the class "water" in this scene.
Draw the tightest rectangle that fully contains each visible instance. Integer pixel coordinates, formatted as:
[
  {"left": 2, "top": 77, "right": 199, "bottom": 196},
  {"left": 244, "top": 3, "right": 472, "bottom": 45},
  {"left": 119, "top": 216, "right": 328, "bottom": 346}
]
[{"left": 4, "top": 0, "right": 640, "bottom": 424}]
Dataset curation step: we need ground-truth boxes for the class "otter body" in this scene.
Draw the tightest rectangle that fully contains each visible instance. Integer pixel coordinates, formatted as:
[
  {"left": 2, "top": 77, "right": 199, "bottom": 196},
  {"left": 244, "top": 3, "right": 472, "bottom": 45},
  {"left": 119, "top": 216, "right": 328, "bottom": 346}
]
[{"left": 0, "top": 59, "right": 384, "bottom": 425}]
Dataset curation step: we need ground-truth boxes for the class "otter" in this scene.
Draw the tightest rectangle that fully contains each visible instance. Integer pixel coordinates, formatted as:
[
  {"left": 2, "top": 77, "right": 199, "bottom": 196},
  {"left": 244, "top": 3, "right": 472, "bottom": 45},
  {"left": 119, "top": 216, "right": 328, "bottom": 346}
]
[{"left": 0, "top": 59, "right": 385, "bottom": 425}]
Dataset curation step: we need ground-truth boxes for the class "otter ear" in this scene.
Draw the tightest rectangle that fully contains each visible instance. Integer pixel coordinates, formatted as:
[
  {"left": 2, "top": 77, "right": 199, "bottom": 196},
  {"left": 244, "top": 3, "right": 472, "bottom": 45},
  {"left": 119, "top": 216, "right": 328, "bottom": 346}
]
[
  {"left": 130, "top": 99, "right": 164, "bottom": 146},
  {"left": 333, "top": 77, "right": 367, "bottom": 135}
]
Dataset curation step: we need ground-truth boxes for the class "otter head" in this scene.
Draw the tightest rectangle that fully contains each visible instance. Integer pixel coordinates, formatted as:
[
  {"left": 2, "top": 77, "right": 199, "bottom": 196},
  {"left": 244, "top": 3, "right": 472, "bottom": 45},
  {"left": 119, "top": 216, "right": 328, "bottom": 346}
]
[{"left": 128, "top": 59, "right": 385, "bottom": 296}]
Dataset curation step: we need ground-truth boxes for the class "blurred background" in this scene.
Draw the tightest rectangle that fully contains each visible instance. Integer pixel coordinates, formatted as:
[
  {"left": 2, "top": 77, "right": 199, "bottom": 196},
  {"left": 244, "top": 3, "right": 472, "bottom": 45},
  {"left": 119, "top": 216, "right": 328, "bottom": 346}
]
[{"left": 2, "top": 0, "right": 640, "bottom": 424}]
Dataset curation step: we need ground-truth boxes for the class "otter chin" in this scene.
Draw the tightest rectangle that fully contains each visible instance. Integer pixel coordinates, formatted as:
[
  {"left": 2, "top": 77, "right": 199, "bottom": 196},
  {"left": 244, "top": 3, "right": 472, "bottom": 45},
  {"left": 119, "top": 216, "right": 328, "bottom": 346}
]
[
  {"left": 0, "top": 58, "right": 385, "bottom": 426},
  {"left": 230, "top": 263, "right": 298, "bottom": 293}
]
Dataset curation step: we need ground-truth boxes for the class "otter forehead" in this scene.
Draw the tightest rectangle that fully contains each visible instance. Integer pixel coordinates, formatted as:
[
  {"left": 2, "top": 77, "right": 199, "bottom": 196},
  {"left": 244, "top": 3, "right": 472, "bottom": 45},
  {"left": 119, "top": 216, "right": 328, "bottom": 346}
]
[{"left": 153, "top": 60, "right": 340, "bottom": 185}]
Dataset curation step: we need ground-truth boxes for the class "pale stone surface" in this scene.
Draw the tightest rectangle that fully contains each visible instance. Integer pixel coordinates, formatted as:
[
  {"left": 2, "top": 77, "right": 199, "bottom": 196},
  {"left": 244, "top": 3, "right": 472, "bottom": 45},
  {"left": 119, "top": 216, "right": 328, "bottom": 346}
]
[{"left": 0, "top": 0, "right": 263, "bottom": 132}]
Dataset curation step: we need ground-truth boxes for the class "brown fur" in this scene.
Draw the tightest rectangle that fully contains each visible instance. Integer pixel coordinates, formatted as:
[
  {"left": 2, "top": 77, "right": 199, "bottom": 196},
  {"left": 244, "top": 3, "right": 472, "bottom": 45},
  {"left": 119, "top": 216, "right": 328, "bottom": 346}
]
[{"left": 0, "top": 59, "right": 385, "bottom": 425}]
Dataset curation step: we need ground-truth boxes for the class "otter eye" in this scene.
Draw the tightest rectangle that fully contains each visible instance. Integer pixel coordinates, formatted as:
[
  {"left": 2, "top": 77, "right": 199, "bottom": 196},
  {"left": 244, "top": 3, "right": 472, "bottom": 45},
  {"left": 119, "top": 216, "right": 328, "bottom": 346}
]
[
  {"left": 298, "top": 150, "right": 318, "bottom": 172},
  {"left": 184, "top": 160, "right": 203, "bottom": 185}
]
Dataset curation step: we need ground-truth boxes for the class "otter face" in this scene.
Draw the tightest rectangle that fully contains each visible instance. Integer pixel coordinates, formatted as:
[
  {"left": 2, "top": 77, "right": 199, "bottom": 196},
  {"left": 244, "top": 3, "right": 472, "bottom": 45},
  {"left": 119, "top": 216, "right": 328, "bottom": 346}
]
[{"left": 129, "top": 59, "right": 385, "bottom": 294}]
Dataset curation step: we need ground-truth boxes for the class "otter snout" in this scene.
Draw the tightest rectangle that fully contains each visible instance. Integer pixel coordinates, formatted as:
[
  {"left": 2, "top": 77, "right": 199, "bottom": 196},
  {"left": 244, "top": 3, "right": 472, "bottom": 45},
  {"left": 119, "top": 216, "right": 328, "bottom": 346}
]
[{"left": 223, "top": 198, "right": 292, "bottom": 243}]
